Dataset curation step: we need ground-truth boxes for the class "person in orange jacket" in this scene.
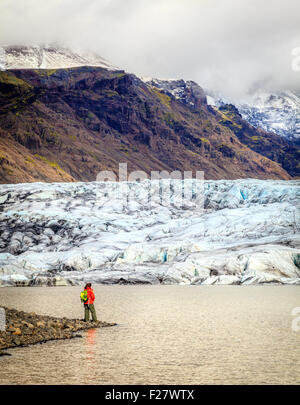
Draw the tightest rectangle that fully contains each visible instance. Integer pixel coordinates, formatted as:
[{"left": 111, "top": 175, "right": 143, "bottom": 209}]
[{"left": 84, "top": 283, "right": 97, "bottom": 322}]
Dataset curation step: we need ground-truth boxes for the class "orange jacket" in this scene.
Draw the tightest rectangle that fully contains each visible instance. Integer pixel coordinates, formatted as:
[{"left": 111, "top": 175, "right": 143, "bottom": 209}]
[{"left": 85, "top": 287, "right": 95, "bottom": 305}]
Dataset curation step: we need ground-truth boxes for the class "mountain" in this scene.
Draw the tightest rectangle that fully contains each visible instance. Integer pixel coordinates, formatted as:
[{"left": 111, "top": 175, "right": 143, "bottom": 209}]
[
  {"left": 0, "top": 45, "right": 294, "bottom": 183},
  {"left": 0, "top": 46, "right": 299, "bottom": 287},
  {"left": 207, "top": 89, "right": 300, "bottom": 143},
  {"left": 0, "top": 44, "right": 118, "bottom": 71},
  {"left": 238, "top": 90, "right": 300, "bottom": 142},
  {"left": 144, "top": 79, "right": 300, "bottom": 178},
  {"left": 216, "top": 104, "right": 300, "bottom": 177},
  {"left": 140, "top": 77, "right": 207, "bottom": 107}
]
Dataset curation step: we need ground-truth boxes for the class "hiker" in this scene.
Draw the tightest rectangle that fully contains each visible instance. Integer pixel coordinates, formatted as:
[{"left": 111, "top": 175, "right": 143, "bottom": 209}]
[{"left": 81, "top": 283, "right": 97, "bottom": 322}]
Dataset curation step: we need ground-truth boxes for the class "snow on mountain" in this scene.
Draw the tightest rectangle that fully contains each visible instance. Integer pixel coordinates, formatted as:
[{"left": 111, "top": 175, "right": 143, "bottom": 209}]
[
  {"left": 0, "top": 179, "right": 299, "bottom": 286},
  {"left": 207, "top": 89, "right": 300, "bottom": 142},
  {"left": 2, "top": 45, "right": 299, "bottom": 142},
  {"left": 140, "top": 77, "right": 207, "bottom": 107},
  {"left": 141, "top": 77, "right": 192, "bottom": 102},
  {"left": 0, "top": 45, "right": 118, "bottom": 71},
  {"left": 237, "top": 90, "right": 300, "bottom": 141},
  {"left": 142, "top": 78, "right": 300, "bottom": 142}
]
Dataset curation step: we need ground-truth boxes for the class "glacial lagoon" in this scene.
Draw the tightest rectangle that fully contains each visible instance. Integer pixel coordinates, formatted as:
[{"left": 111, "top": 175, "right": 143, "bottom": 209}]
[{"left": 0, "top": 285, "right": 299, "bottom": 385}]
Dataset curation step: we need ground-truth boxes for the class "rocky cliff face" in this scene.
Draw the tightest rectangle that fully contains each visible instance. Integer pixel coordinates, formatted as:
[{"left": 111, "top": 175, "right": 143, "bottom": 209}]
[
  {"left": 141, "top": 77, "right": 207, "bottom": 108},
  {"left": 0, "top": 66, "right": 291, "bottom": 183}
]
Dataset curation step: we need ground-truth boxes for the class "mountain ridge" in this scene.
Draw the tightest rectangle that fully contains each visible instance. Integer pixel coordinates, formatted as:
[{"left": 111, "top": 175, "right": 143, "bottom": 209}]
[
  {"left": 207, "top": 89, "right": 300, "bottom": 143},
  {"left": 0, "top": 45, "right": 297, "bottom": 183},
  {"left": 0, "top": 44, "right": 118, "bottom": 71}
]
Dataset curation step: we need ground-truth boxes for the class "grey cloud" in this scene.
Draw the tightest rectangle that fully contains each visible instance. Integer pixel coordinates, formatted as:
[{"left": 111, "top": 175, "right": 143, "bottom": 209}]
[{"left": 1, "top": 0, "right": 299, "bottom": 101}]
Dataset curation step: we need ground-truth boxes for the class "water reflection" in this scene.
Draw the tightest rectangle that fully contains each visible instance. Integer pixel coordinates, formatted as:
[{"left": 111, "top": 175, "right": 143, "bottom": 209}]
[{"left": 86, "top": 328, "right": 96, "bottom": 364}]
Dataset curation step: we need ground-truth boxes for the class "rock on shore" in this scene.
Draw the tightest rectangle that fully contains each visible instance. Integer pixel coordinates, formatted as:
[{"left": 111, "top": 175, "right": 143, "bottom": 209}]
[{"left": 0, "top": 307, "right": 116, "bottom": 356}]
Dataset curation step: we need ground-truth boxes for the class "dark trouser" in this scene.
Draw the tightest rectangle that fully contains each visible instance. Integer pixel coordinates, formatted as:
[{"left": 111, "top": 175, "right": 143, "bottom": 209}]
[{"left": 84, "top": 304, "right": 97, "bottom": 322}]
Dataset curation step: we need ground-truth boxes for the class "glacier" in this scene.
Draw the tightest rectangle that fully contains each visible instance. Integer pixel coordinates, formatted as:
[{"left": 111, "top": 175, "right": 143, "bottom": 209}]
[{"left": 0, "top": 179, "right": 299, "bottom": 286}]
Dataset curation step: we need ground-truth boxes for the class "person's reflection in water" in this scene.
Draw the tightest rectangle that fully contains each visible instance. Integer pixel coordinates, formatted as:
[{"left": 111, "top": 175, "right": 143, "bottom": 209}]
[{"left": 86, "top": 328, "right": 96, "bottom": 365}]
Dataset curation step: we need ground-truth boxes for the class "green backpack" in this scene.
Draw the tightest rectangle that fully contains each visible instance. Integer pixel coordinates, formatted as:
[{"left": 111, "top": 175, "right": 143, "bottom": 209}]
[{"left": 80, "top": 290, "right": 88, "bottom": 303}]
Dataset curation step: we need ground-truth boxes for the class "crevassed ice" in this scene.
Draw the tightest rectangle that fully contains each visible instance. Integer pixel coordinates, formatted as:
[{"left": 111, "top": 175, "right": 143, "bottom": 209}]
[{"left": 0, "top": 179, "right": 299, "bottom": 286}]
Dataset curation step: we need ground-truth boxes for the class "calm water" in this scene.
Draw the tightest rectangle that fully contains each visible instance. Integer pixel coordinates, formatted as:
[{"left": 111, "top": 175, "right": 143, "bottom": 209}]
[{"left": 0, "top": 285, "right": 299, "bottom": 385}]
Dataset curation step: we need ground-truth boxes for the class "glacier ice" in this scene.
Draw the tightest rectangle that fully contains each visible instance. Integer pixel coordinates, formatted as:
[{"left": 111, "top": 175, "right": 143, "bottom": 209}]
[{"left": 0, "top": 179, "right": 299, "bottom": 286}]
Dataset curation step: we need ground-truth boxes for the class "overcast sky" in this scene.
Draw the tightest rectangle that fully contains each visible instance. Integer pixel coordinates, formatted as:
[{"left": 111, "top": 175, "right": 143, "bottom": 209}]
[{"left": 1, "top": 0, "right": 299, "bottom": 100}]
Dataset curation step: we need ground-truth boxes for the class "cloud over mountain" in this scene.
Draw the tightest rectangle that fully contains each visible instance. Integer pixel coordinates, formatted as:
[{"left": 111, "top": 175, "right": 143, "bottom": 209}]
[{"left": 1, "top": 0, "right": 300, "bottom": 101}]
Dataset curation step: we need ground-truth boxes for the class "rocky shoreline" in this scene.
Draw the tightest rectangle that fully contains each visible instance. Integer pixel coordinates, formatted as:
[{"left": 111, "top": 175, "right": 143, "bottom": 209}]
[{"left": 0, "top": 307, "right": 116, "bottom": 356}]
